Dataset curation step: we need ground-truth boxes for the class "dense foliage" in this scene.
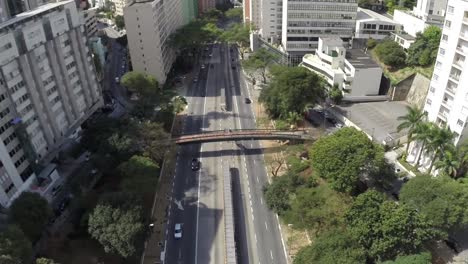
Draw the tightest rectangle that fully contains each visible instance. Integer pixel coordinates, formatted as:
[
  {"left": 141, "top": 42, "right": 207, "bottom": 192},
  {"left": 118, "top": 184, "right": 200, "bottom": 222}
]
[
  {"left": 293, "top": 229, "right": 366, "bottom": 264},
  {"left": 380, "top": 252, "right": 432, "bottom": 264},
  {"left": 259, "top": 66, "right": 326, "bottom": 118},
  {"left": 400, "top": 175, "right": 468, "bottom": 231},
  {"left": 345, "top": 190, "right": 443, "bottom": 261},
  {"left": 118, "top": 155, "right": 159, "bottom": 195},
  {"left": 88, "top": 194, "right": 145, "bottom": 258},
  {"left": 9, "top": 192, "right": 53, "bottom": 241},
  {"left": 374, "top": 40, "right": 406, "bottom": 68},
  {"left": 0, "top": 225, "right": 33, "bottom": 264},
  {"left": 310, "top": 127, "right": 385, "bottom": 194},
  {"left": 242, "top": 48, "right": 278, "bottom": 83},
  {"left": 406, "top": 26, "right": 442, "bottom": 66}
]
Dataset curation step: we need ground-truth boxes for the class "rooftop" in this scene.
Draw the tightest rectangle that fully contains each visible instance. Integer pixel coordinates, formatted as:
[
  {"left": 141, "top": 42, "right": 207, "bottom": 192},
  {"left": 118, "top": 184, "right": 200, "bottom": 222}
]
[
  {"left": 346, "top": 49, "right": 379, "bottom": 68},
  {"left": 0, "top": 0, "right": 74, "bottom": 30},
  {"left": 393, "top": 32, "right": 416, "bottom": 41},
  {"left": 357, "top": 7, "right": 396, "bottom": 23}
]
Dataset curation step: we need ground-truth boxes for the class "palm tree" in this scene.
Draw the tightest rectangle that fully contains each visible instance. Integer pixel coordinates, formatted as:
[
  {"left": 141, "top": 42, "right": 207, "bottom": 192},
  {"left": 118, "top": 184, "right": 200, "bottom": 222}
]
[
  {"left": 397, "top": 105, "right": 426, "bottom": 156},
  {"left": 426, "top": 126, "right": 455, "bottom": 174},
  {"left": 414, "top": 121, "right": 433, "bottom": 167},
  {"left": 435, "top": 148, "right": 460, "bottom": 177}
]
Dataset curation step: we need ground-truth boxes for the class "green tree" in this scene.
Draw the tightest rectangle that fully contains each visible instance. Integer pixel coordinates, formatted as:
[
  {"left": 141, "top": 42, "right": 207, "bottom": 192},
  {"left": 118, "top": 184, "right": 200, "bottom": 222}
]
[
  {"left": 259, "top": 66, "right": 326, "bottom": 118},
  {"left": 134, "top": 121, "right": 172, "bottom": 162},
  {"left": 172, "top": 96, "right": 188, "bottom": 113},
  {"left": 346, "top": 190, "right": 443, "bottom": 261},
  {"left": 397, "top": 105, "right": 425, "bottom": 157},
  {"left": 374, "top": 40, "right": 406, "bottom": 68},
  {"left": 263, "top": 172, "right": 305, "bottom": 214},
  {"left": 413, "top": 121, "right": 433, "bottom": 167},
  {"left": 9, "top": 192, "right": 53, "bottom": 241},
  {"left": 0, "top": 225, "right": 33, "bottom": 264},
  {"left": 435, "top": 148, "right": 460, "bottom": 177},
  {"left": 242, "top": 48, "right": 278, "bottom": 83},
  {"left": 225, "top": 7, "right": 243, "bottom": 20},
  {"left": 114, "top": 15, "right": 125, "bottom": 30},
  {"left": 406, "top": 26, "right": 442, "bottom": 66},
  {"left": 310, "top": 127, "right": 385, "bottom": 194},
  {"left": 284, "top": 185, "right": 351, "bottom": 233},
  {"left": 221, "top": 23, "right": 251, "bottom": 59},
  {"left": 35, "top": 258, "right": 60, "bottom": 264},
  {"left": 367, "top": 38, "right": 378, "bottom": 49},
  {"left": 380, "top": 252, "right": 431, "bottom": 264},
  {"left": 120, "top": 71, "right": 159, "bottom": 97},
  {"left": 426, "top": 126, "right": 454, "bottom": 173},
  {"left": 88, "top": 195, "right": 145, "bottom": 258},
  {"left": 293, "top": 229, "right": 366, "bottom": 264},
  {"left": 118, "top": 155, "right": 159, "bottom": 195},
  {"left": 329, "top": 84, "right": 343, "bottom": 105},
  {"left": 400, "top": 175, "right": 468, "bottom": 231}
]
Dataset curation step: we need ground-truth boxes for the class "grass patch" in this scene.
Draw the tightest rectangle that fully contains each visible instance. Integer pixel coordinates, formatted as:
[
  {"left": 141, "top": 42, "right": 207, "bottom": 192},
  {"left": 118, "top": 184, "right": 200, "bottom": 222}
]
[{"left": 370, "top": 49, "right": 434, "bottom": 85}]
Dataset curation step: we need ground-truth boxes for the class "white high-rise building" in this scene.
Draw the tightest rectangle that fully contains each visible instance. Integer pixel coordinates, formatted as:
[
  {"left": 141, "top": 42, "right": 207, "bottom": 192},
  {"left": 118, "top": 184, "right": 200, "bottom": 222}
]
[
  {"left": 281, "top": 0, "right": 358, "bottom": 64},
  {"left": 410, "top": 0, "right": 468, "bottom": 166},
  {"left": 110, "top": 0, "right": 131, "bottom": 16},
  {"left": 124, "top": 0, "right": 184, "bottom": 83},
  {"left": 0, "top": 0, "right": 102, "bottom": 207}
]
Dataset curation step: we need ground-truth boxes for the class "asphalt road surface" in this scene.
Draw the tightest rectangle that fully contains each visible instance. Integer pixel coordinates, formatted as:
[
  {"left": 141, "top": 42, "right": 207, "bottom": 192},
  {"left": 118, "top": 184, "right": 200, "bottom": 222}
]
[{"left": 165, "top": 43, "right": 288, "bottom": 264}]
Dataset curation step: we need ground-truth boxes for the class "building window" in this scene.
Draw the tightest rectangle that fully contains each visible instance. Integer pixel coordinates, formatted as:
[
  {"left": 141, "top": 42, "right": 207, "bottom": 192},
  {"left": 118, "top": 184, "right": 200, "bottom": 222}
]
[
  {"left": 433, "top": 74, "right": 439, "bottom": 81},
  {"left": 435, "top": 61, "right": 442, "bottom": 68},
  {"left": 4, "top": 183, "right": 14, "bottom": 194},
  {"left": 439, "top": 48, "right": 445, "bottom": 55},
  {"left": 457, "top": 119, "right": 464, "bottom": 126},
  {"left": 430, "top": 86, "right": 436, "bottom": 93},
  {"left": 445, "top": 20, "right": 451, "bottom": 28},
  {"left": 442, "top": 34, "right": 448, "bottom": 42},
  {"left": 426, "top": 99, "right": 432, "bottom": 105},
  {"left": 448, "top": 6, "right": 454, "bottom": 14}
]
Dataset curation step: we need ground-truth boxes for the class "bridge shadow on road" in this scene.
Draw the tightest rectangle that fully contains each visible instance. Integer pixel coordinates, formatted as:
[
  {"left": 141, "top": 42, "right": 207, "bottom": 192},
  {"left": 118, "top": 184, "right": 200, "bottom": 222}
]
[{"left": 198, "top": 144, "right": 286, "bottom": 158}]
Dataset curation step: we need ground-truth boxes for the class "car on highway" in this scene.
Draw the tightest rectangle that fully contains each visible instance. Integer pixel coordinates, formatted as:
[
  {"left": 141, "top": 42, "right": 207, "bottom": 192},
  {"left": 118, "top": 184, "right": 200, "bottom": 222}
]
[
  {"left": 174, "top": 223, "right": 183, "bottom": 239},
  {"left": 191, "top": 158, "right": 200, "bottom": 171},
  {"left": 201, "top": 64, "right": 205, "bottom": 69},
  {"left": 209, "top": 54, "right": 213, "bottom": 57},
  {"left": 115, "top": 77, "right": 119, "bottom": 83},
  {"left": 244, "top": 98, "right": 251, "bottom": 104},
  {"left": 193, "top": 78, "right": 198, "bottom": 83}
]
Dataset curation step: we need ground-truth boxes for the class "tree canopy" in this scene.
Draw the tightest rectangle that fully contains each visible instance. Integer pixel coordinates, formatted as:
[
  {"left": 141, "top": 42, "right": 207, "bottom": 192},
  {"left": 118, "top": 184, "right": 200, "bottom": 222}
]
[
  {"left": 399, "top": 175, "right": 468, "bottom": 231},
  {"left": 35, "top": 258, "right": 60, "bottom": 264},
  {"left": 374, "top": 40, "right": 406, "bottom": 68},
  {"left": 242, "top": 48, "right": 278, "bottom": 83},
  {"left": 259, "top": 66, "right": 326, "bottom": 118},
  {"left": 114, "top": 15, "right": 125, "bottom": 30},
  {"left": 293, "top": 229, "right": 366, "bottom": 264},
  {"left": 225, "top": 7, "right": 243, "bottom": 20},
  {"left": 380, "top": 252, "right": 432, "bottom": 264},
  {"left": 221, "top": 23, "right": 251, "bottom": 58},
  {"left": 406, "top": 26, "right": 441, "bottom": 66},
  {"left": 263, "top": 172, "right": 305, "bottom": 215},
  {"left": 118, "top": 155, "right": 159, "bottom": 195},
  {"left": 88, "top": 195, "right": 145, "bottom": 258},
  {"left": 9, "top": 192, "right": 53, "bottom": 241},
  {"left": 345, "top": 190, "right": 443, "bottom": 261},
  {"left": 0, "top": 225, "right": 33, "bottom": 264},
  {"left": 310, "top": 127, "right": 385, "bottom": 194}
]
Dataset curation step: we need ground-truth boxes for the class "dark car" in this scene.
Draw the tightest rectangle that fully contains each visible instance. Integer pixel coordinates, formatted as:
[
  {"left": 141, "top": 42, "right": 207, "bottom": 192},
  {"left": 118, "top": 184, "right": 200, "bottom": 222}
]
[
  {"left": 191, "top": 158, "right": 200, "bottom": 171},
  {"left": 245, "top": 98, "right": 251, "bottom": 104},
  {"left": 326, "top": 117, "right": 337, "bottom": 125}
]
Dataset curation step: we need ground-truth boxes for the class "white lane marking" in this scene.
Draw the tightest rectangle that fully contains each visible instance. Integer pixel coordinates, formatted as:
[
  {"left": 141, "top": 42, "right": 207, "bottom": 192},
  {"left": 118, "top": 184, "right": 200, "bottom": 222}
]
[
  {"left": 195, "top": 68, "right": 209, "bottom": 264},
  {"left": 265, "top": 221, "right": 268, "bottom": 230},
  {"left": 256, "top": 176, "right": 259, "bottom": 183},
  {"left": 253, "top": 159, "right": 256, "bottom": 165},
  {"left": 276, "top": 214, "right": 289, "bottom": 264},
  {"left": 260, "top": 197, "right": 263, "bottom": 205},
  {"left": 270, "top": 250, "right": 274, "bottom": 260}
]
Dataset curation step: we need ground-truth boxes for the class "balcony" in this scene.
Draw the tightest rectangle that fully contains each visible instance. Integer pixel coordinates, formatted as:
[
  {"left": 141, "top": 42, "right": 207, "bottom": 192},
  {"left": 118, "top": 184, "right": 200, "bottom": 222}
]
[
  {"left": 344, "top": 74, "right": 354, "bottom": 82},
  {"left": 464, "top": 12, "right": 468, "bottom": 24}
]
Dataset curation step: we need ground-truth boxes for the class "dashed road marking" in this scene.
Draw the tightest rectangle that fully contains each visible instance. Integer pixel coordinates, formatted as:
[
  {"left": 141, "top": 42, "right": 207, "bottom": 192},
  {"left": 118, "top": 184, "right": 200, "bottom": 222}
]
[{"left": 265, "top": 221, "right": 268, "bottom": 231}]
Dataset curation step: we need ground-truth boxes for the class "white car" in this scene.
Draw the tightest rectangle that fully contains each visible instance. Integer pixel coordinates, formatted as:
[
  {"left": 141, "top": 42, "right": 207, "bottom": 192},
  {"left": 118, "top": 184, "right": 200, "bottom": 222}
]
[
  {"left": 115, "top": 77, "right": 119, "bottom": 83},
  {"left": 174, "top": 223, "right": 182, "bottom": 239}
]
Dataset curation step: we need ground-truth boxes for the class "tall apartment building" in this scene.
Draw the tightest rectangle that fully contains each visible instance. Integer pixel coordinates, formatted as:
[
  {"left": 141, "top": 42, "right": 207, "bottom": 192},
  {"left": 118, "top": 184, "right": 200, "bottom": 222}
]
[
  {"left": 124, "top": 0, "right": 185, "bottom": 83},
  {"left": 410, "top": 0, "right": 468, "bottom": 167},
  {"left": 1, "top": 0, "right": 47, "bottom": 22},
  {"left": 259, "top": 0, "right": 282, "bottom": 43},
  {"left": 281, "top": 0, "right": 358, "bottom": 64},
  {"left": 0, "top": 0, "right": 102, "bottom": 207},
  {"left": 81, "top": 7, "right": 99, "bottom": 37},
  {"left": 111, "top": 0, "right": 131, "bottom": 16}
]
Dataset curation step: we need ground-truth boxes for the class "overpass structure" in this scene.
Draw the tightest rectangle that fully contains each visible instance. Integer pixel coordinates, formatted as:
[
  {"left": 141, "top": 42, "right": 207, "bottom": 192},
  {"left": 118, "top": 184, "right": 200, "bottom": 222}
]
[{"left": 172, "top": 129, "right": 315, "bottom": 144}]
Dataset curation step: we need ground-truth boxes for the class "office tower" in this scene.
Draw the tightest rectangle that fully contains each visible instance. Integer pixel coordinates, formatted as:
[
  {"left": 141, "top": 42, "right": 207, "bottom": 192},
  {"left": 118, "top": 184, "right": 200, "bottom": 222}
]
[
  {"left": 0, "top": 0, "right": 102, "bottom": 207},
  {"left": 281, "top": 0, "right": 358, "bottom": 64},
  {"left": 124, "top": 0, "right": 184, "bottom": 83},
  {"left": 421, "top": 0, "right": 468, "bottom": 146}
]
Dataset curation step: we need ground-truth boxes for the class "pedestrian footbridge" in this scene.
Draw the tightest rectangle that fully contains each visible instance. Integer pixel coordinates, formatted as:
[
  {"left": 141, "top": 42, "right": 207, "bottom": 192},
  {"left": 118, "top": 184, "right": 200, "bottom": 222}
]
[{"left": 172, "top": 129, "right": 315, "bottom": 144}]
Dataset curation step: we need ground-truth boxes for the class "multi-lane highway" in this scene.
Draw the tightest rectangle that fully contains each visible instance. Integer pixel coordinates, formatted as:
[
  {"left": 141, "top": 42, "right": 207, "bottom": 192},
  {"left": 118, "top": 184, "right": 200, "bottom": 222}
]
[{"left": 165, "top": 43, "right": 288, "bottom": 264}]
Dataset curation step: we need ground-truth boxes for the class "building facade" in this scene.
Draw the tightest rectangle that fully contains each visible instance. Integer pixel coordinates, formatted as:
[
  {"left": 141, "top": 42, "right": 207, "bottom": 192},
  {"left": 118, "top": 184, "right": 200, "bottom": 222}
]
[
  {"left": 81, "top": 7, "right": 99, "bottom": 37},
  {"left": 301, "top": 37, "right": 382, "bottom": 99},
  {"left": 111, "top": 0, "right": 131, "bottom": 16},
  {"left": 281, "top": 0, "right": 358, "bottom": 64},
  {"left": 124, "top": 0, "right": 185, "bottom": 83},
  {"left": 393, "top": 0, "right": 447, "bottom": 37},
  {"left": 0, "top": 0, "right": 102, "bottom": 207},
  {"left": 421, "top": 0, "right": 468, "bottom": 146},
  {"left": 198, "top": 0, "right": 216, "bottom": 14},
  {"left": 355, "top": 8, "right": 401, "bottom": 40}
]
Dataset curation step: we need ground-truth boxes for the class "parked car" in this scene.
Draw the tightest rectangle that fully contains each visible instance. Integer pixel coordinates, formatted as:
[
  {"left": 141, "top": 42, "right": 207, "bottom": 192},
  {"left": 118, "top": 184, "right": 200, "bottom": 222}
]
[{"left": 244, "top": 98, "right": 251, "bottom": 104}]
